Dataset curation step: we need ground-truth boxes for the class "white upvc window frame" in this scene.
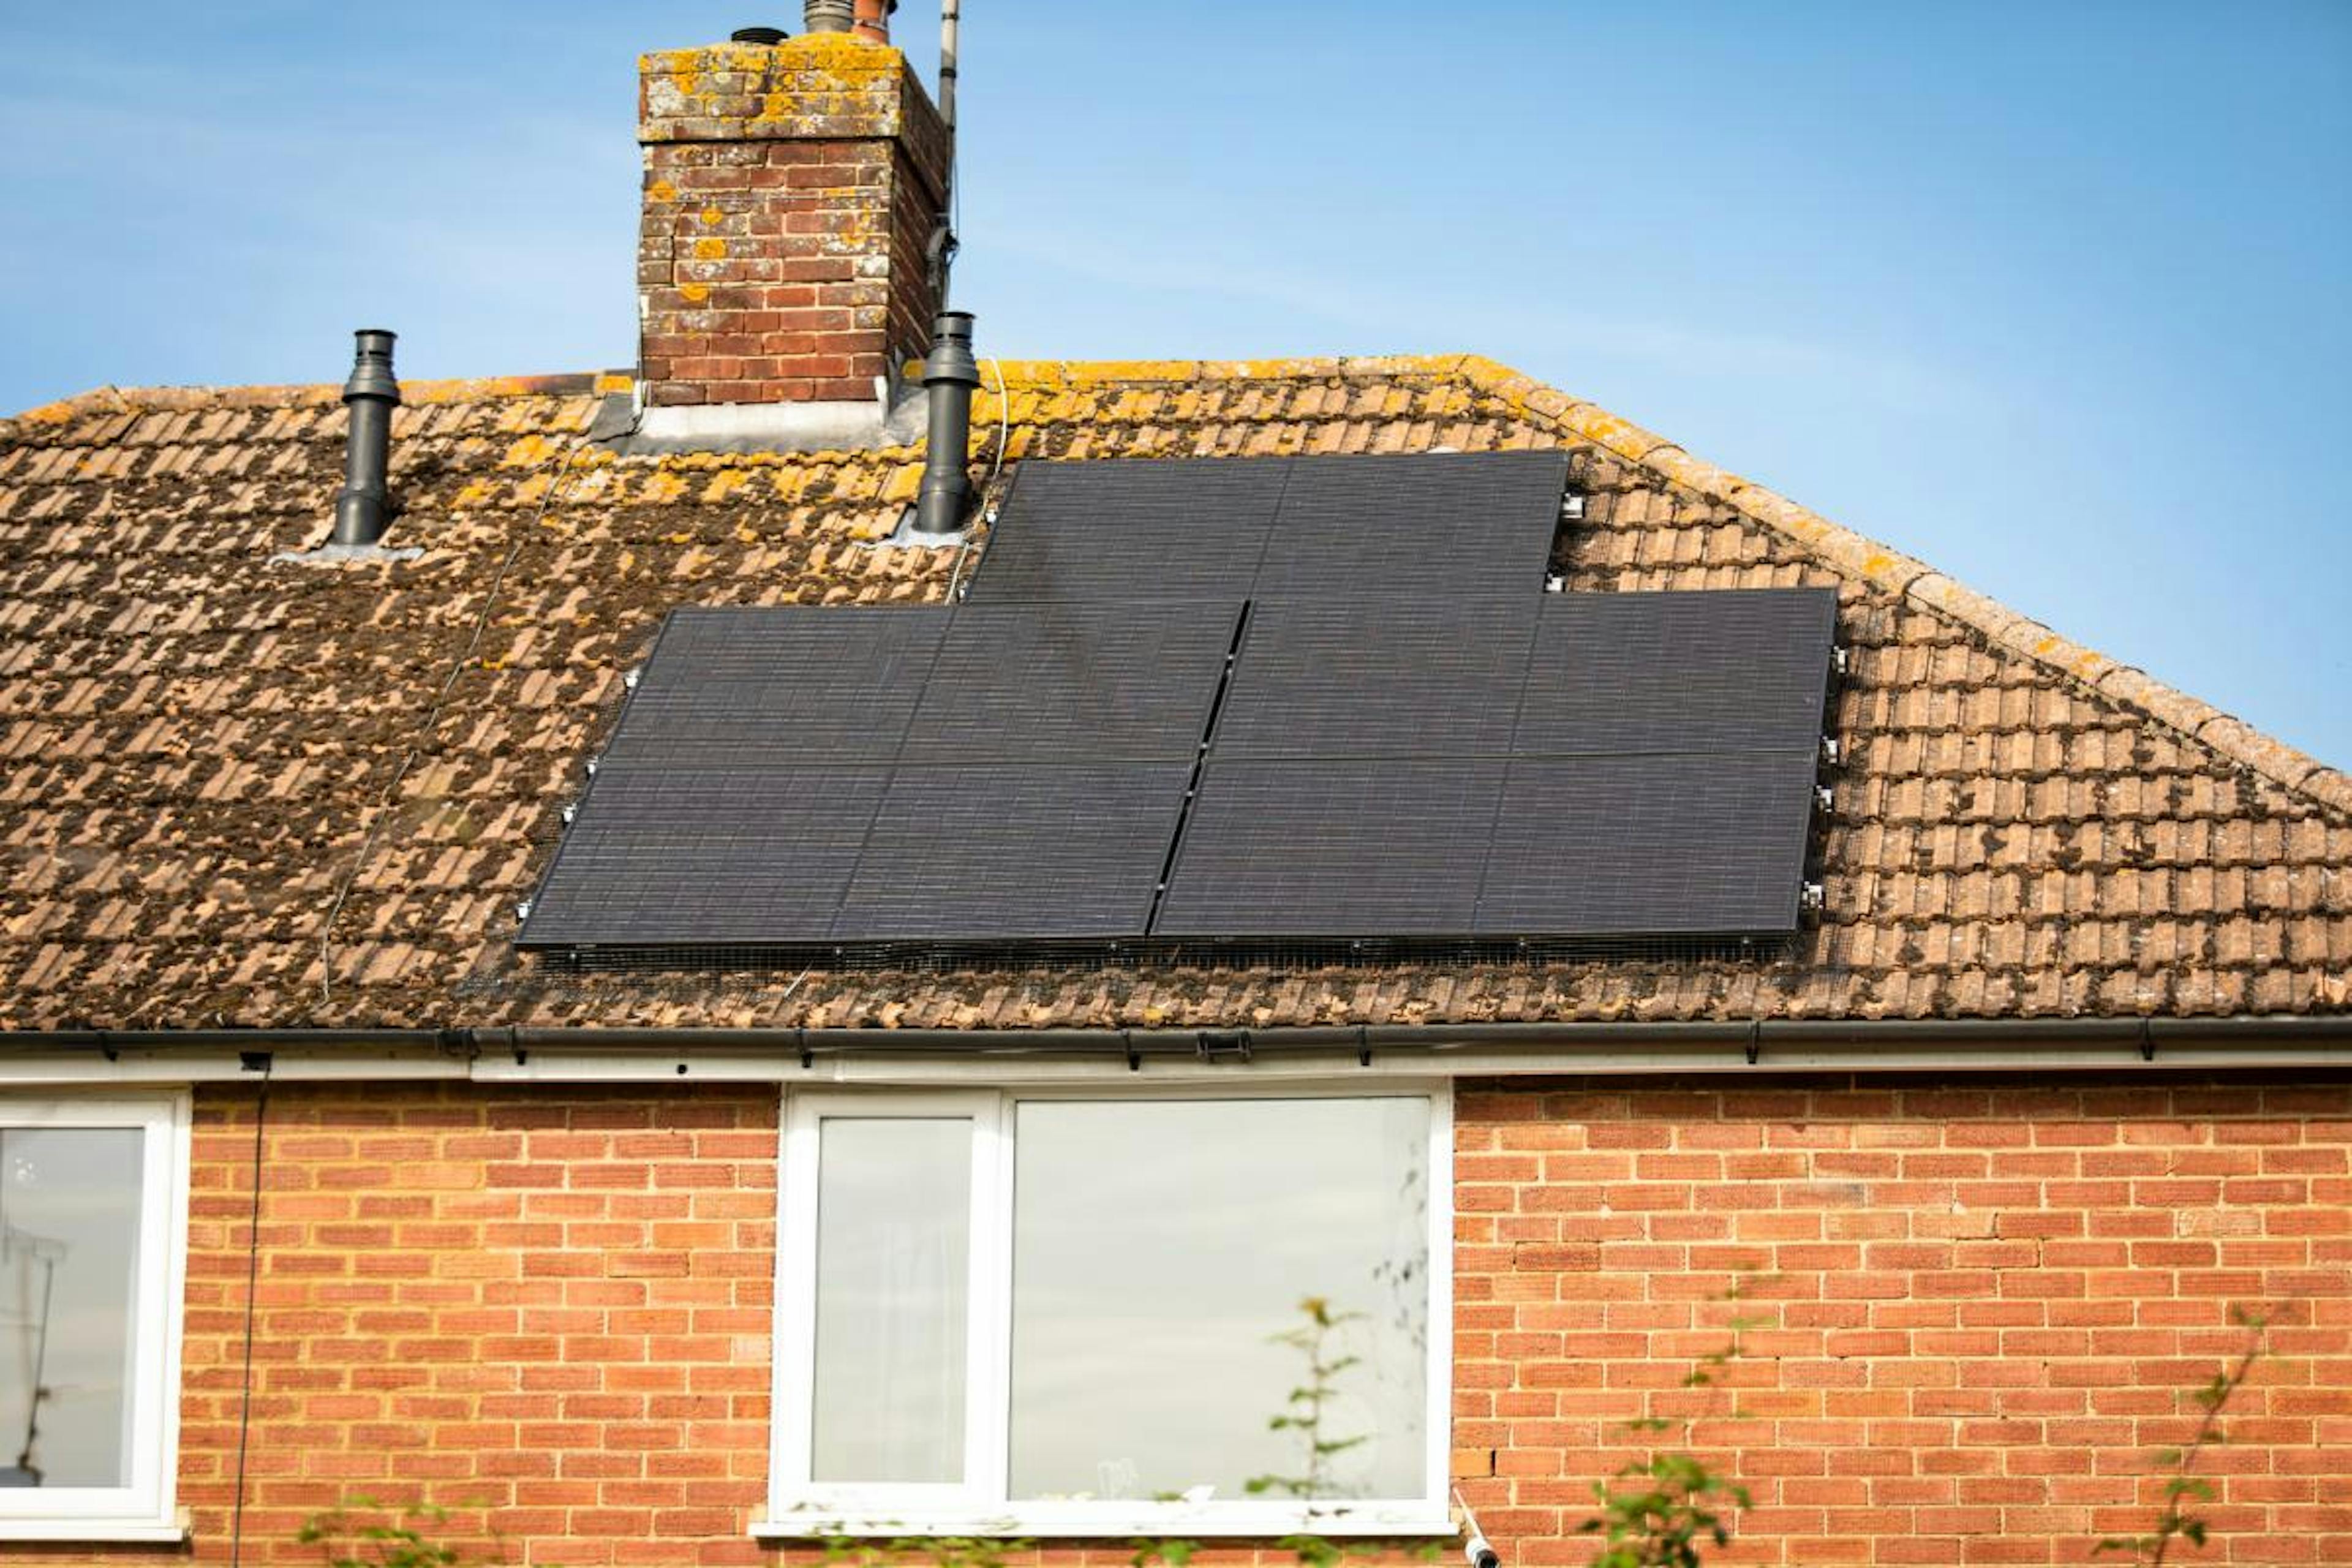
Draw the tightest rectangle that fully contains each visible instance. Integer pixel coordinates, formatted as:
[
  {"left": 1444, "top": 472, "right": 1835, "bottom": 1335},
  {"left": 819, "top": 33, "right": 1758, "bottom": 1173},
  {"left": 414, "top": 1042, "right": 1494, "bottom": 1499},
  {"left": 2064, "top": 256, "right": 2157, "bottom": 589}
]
[
  {"left": 760, "top": 1081, "right": 1453, "bottom": 1540},
  {"left": 771, "top": 1090, "right": 1008, "bottom": 1521},
  {"left": 0, "top": 1091, "right": 190, "bottom": 1544}
]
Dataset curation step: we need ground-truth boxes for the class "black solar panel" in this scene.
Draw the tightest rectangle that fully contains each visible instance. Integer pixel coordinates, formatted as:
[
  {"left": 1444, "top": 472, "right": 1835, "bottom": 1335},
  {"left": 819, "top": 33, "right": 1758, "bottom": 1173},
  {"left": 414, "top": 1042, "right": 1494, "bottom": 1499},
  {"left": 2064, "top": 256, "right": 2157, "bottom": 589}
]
[
  {"left": 1513, "top": 589, "right": 1838, "bottom": 756},
  {"left": 964, "top": 458, "right": 1286, "bottom": 603},
  {"left": 1251, "top": 450, "right": 1572, "bottom": 600},
  {"left": 1210, "top": 597, "right": 1537, "bottom": 760},
  {"left": 517, "top": 766, "right": 885, "bottom": 946},
  {"left": 600, "top": 606, "right": 946, "bottom": 767},
  {"left": 1153, "top": 758, "right": 1504, "bottom": 936},
  {"left": 902, "top": 601, "right": 1242, "bottom": 764},
  {"left": 1476, "top": 752, "right": 1818, "bottom": 935},
  {"left": 834, "top": 763, "right": 1193, "bottom": 940},
  {"left": 522, "top": 453, "right": 1841, "bottom": 960}
]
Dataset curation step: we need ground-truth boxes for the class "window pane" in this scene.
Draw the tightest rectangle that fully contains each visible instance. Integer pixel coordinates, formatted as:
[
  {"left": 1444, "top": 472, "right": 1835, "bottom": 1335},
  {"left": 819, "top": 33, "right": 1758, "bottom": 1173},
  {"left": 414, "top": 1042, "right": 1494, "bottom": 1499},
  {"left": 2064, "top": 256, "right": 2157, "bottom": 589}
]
[
  {"left": 0, "top": 1128, "right": 144, "bottom": 1490},
  {"left": 811, "top": 1118, "right": 970, "bottom": 1484},
  {"left": 1009, "top": 1098, "right": 1429, "bottom": 1503}
]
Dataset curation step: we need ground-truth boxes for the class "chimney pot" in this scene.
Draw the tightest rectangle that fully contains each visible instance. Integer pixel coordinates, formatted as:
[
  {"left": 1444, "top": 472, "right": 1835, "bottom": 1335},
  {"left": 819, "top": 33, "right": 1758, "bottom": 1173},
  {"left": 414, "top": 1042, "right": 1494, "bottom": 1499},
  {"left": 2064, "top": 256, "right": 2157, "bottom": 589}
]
[
  {"left": 730, "top": 25, "right": 788, "bottom": 44},
  {"left": 802, "top": 0, "right": 853, "bottom": 32}
]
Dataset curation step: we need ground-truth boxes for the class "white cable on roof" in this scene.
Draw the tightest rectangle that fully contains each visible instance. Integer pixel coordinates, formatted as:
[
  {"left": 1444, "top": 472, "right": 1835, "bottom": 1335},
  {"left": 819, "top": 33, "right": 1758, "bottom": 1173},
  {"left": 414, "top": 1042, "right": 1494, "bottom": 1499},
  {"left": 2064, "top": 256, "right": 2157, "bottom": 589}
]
[
  {"left": 317, "top": 439, "right": 589, "bottom": 1008},
  {"left": 986, "top": 354, "right": 1008, "bottom": 488}
]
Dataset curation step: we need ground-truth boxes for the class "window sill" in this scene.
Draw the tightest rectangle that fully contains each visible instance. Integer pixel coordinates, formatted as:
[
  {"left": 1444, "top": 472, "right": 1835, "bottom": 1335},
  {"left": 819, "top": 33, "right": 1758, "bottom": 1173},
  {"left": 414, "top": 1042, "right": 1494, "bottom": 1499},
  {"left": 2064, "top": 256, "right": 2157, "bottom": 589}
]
[
  {"left": 752, "top": 1504, "right": 1458, "bottom": 1540},
  {"left": 0, "top": 1510, "right": 190, "bottom": 1544}
]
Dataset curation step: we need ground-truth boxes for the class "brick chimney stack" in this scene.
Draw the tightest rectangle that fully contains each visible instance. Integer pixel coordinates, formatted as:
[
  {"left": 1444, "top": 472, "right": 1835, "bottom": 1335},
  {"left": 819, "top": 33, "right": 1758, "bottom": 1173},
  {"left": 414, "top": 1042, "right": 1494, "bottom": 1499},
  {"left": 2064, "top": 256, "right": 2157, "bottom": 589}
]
[{"left": 637, "top": 16, "right": 946, "bottom": 412}]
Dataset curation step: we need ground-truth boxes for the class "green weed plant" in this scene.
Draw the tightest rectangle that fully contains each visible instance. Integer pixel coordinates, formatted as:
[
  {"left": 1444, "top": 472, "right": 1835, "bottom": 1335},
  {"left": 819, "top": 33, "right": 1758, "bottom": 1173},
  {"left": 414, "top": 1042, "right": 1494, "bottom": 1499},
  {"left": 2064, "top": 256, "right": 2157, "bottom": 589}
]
[
  {"left": 1575, "top": 1286, "right": 1760, "bottom": 1568},
  {"left": 2095, "top": 1305, "right": 2274, "bottom": 1567}
]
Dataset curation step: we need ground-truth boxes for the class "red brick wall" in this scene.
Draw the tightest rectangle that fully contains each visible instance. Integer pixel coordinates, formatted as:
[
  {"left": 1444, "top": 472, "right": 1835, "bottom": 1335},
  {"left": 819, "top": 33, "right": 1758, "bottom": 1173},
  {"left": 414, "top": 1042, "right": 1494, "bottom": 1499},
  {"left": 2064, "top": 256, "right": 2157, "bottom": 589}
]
[
  {"left": 638, "top": 37, "right": 949, "bottom": 408},
  {"left": 1452, "top": 1077, "right": 2352, "bottom": 1566},
  {"left": 8, "top": 1075, "right": 2346, "bottom": 1566},
  {"left": 186, "top": 1085, "right": 772, "bottom": 1568}
]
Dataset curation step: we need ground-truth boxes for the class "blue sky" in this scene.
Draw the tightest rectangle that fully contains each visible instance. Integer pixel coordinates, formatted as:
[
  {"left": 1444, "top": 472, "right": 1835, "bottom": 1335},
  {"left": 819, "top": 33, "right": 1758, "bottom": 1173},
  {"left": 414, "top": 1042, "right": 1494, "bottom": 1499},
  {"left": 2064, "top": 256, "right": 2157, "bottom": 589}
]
[{"left": 4, "top": 2, "right": 2347, "bottom": 766}]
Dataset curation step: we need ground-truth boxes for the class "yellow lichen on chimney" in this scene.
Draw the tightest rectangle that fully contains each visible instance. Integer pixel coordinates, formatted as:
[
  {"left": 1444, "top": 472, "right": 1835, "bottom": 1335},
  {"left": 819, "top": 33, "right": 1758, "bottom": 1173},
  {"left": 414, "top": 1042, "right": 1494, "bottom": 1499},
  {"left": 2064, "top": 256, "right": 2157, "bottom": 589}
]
[
  {"left": 693, "top": 238, "right": 728, "bottom": 261},
  {"left": 713, "top": 42, "right": 780, "bottom": 70},
  {"left": 823, "top": 210, "right": 880, "bottom": 254},
  {"left": 769, "top": 30, "right": 906, "bottom": 80}
]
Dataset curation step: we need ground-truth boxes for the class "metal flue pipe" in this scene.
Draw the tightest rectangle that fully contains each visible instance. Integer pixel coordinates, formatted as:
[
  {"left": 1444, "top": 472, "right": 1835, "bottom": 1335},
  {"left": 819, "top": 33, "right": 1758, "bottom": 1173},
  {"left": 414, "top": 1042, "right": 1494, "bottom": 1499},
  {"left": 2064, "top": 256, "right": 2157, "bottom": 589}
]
[
  {"left": 329, "top": 330, "right": 401, "bottom": 548},
  {"left": 912, "top": 311, "right": 979, "bottom": 535},
  {"left": 802, "top": 0, "right": 852, "bottom": 34},
  {"left": 940, "top": 0, "right": 959, "bottom": 132},
  {"left": 929, "top": 0, "right": 961, "bottom": 306}
]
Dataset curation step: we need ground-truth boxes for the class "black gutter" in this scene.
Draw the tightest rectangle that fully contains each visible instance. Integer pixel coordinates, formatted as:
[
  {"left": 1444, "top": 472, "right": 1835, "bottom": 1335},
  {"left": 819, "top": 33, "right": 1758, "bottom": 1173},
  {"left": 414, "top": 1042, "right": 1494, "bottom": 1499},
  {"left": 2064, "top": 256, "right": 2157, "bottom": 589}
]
[
  {"left": 6, "top": 1028, "right": 472, "bottom": 1062},
  {"left": 9, "top": 1015, "right": 2350, "bottom": 1067}
]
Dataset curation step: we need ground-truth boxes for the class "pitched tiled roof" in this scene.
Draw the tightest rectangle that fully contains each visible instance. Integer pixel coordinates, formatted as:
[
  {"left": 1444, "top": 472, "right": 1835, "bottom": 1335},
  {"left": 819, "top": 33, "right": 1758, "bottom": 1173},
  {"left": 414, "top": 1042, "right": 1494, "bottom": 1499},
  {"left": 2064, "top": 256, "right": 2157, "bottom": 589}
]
[{"left": 1, "top": 357, "right": 2345, "bottom": 1032}]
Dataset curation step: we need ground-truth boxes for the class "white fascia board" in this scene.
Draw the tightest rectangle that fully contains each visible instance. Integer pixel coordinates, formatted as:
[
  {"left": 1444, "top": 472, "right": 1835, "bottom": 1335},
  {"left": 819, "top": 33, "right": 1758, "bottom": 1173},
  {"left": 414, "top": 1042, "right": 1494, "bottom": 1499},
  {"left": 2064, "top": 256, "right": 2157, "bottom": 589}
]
[{"left": 471, "top": 1049, "right": 805, "bottom": 1084}]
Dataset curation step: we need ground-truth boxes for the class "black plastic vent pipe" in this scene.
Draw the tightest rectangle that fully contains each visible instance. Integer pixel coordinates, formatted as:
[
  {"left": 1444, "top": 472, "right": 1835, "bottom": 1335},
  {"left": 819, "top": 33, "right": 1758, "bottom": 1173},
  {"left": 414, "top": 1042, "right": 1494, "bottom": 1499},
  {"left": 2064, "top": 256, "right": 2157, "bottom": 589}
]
[
  {"left": 330, "top": 330, "right": 401, "bottom": 548},
  {"left": 913, "top": 311, "right": 979, "bottom": 535}
]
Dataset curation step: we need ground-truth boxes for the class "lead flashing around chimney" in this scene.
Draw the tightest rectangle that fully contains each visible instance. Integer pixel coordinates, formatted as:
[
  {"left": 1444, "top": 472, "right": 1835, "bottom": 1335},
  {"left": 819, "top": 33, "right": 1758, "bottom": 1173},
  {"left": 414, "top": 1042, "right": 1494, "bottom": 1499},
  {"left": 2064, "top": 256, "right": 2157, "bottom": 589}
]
[
  {"left": 270, "top": 542, "right": 425, "bottom": 567},
  {"left": 609, "top": 390, "right": 928, "bottom": 456}
]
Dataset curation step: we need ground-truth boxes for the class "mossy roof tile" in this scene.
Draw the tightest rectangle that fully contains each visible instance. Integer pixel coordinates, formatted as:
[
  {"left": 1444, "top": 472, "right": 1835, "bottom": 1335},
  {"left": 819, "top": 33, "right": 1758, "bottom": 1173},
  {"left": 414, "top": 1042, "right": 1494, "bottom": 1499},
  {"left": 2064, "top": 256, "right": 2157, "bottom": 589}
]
[{"left": 0, "top": 356, "right": 2344, "bottom": 1031}]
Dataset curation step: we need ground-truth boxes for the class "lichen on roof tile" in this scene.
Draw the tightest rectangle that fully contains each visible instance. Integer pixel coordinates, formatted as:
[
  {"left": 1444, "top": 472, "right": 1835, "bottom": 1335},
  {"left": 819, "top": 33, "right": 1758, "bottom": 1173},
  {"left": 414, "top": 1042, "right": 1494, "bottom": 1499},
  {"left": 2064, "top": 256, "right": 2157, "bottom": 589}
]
[{"left": 0, "top": 358, "right": 2344, "bottom": 1032}]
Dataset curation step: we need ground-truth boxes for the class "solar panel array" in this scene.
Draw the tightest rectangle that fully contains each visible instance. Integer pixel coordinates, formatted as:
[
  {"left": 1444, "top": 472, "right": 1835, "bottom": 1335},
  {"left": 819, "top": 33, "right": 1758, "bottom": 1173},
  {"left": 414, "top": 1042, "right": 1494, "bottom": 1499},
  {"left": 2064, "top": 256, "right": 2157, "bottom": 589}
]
[
  {"left": 519, "top": 450, "right": 1838, "bottom": 961},
  {"left": 963, "top": 451, "right": 1569, "bottom": 604},
  {"left": 1156, "top": 589, "right": 1833, "bottom": 938},
  {"left": 519, "top": 601, "right": 1239, "bottom": 946}
]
